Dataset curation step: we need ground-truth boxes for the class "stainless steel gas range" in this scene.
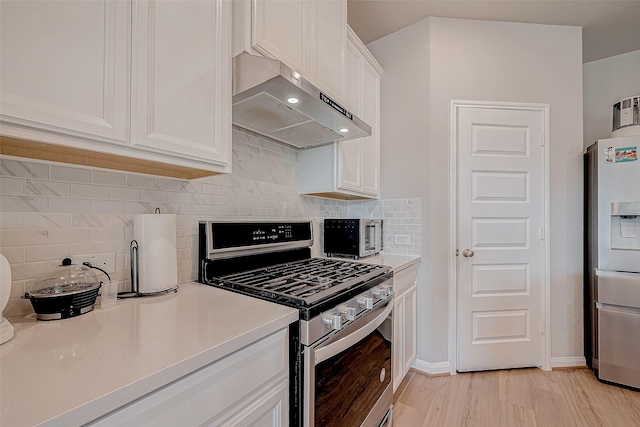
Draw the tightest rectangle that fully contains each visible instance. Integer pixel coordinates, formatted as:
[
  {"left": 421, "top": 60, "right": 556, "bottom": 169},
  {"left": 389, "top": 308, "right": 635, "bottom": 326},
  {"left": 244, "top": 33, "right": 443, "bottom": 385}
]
[{"left": 198, "top": 221, "right": 394, "bottom": 427}]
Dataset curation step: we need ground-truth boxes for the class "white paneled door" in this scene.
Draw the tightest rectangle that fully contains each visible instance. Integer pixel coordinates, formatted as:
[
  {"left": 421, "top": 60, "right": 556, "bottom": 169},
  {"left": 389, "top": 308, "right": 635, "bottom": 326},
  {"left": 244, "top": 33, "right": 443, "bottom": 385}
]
[{"left": 455, "top": 103, "right": 548, "bottom": 372}]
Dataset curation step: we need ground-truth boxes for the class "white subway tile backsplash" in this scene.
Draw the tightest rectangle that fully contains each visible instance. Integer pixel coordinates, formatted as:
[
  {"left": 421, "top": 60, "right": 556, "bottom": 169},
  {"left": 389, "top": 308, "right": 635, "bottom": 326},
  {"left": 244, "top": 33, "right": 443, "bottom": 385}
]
[
  {"left": 8, "top": 261, "right": 50, "bottom": 281},
  {"left": 50, "top": 197, "right": 90, "bottom": 213},
  {"left": 71, "top": 242, "right": 111, "bottom": 255},
  {"left": 109, "top": 187, "right": 141, "bottom": 201},
  {"left": 0, "top": 246, "right": 24, "bottom": 264},
  {"left": 91, "top": 227, "right": 125, "bottom": 242},
  {"left": 0, "top": 131, "right": 418, "bottom": 316},
  {"left": 72, "top": 213, "right": 110, "bottom": 228},
  {"left": 1, "top": 229, "right": 48, "bottom": 246},
  {"left": 72, "top": 183, "right": 109, "bottom": 199},
  {"left": 25, "top": 244, "right": 71, "bottom": 262},
  {"left": 10, "top": 280, "right": 26, "bottom": 299},
  {"left": 141, "top": 190, "right": 168, "bottom": 203},
  {"left": 92, "top": 170, "right": 125, "bottom": 186},
  {"left": 1, "top": 159, "right": 49, "bottom": 179},
  {"left": 1, "top": 177, "right": 25, "bottom": 195},
  {"left": 0, "top": 212, "right": 24, "bottom": 229},
  {"left": 91, "top": 200, "right": 125, "bottom": 214},
  {"left": 126, "top": 174, "right": 155, "bottom": 190},
  {"left": 166, "top": 192, "right": 192, "bottom": 204},
  {"left": 26, "top": 180, "right": 71, "bottom": 197},
  {"left": 25, "top": 213, "right": 71, "bottom": 229},
  {"left": 155, "top": 178, "right": 182, "bottom": 192},
  {"left": 49, "top": 228, "right": 90, "bottom": 244},
  {"left": 109, "top": 214, "right": 133, "bottom": 228},
  {"left": 1, "top": 195, "right": 49, "bottom": 212},
  {"left": 50, "top": 165, "right": 91, "bottom": 183}
]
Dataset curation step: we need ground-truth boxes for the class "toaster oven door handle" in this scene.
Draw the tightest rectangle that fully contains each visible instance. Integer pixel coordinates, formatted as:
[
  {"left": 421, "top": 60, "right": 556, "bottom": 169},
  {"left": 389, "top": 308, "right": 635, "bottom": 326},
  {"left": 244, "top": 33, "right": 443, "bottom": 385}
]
[{"left": 314, "top": 299, "right": 393, "bottom": 364}]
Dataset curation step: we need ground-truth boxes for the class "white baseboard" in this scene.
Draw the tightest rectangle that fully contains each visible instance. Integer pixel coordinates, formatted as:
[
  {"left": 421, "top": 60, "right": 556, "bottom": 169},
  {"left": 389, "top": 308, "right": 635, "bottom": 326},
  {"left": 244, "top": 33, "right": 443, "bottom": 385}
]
[
  {"left": 411, "top": 358, "right": 451, "bottom": 375},
  {"left": 551, "top": 356, "right": 586, "bottom": 368},
  {"left": 410, "top": 357, "right": 585, "bottom": 375}
]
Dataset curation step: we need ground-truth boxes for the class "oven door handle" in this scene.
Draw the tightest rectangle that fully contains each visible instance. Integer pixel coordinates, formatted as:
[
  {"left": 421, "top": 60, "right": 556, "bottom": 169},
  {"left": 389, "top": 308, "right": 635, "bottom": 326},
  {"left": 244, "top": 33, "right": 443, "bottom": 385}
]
[{"left": 314, "top": 300, "right": 393, "bottom": 364}]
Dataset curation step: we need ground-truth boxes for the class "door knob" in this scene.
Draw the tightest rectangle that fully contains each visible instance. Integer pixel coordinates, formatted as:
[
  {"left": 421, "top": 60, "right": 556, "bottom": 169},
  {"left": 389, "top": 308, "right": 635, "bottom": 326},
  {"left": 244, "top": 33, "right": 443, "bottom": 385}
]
[{"left": 462, "top": 249, "right": 475, "bottom": 258}]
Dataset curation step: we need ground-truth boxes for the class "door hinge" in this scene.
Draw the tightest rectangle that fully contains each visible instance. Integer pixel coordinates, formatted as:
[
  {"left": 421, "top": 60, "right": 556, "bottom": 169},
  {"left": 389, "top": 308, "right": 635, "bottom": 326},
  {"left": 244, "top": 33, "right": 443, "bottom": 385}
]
[
  {"left": 541, "top": 321, "right": 545, "bottom": 334},
  {"left": 456, "top": 249, "right": 459, "bottom": 257},
  {"left": 540, "top": 226, "right": 545, "bottom": 240},
  {"left": 540, "top": 134, "right": 545, "bottom": 146}
]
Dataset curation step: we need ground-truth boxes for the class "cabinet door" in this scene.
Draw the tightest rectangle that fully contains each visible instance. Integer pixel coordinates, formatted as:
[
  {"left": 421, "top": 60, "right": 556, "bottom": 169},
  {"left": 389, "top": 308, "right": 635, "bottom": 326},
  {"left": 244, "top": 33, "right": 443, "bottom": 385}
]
[
  {"left": 344, "top": 38, "right": 361, "bottom": 115},
  {"left": 393, "top": 293, "right": 404, "bottom": 392},
  {"left": 88, "top": 329, "right": 288, "bottom": 427},
  {"left": 403, "top": 284, "right": 417, "bottom": 375},
  {"left": 252, "top": 0, "right": 309, "bottom": 77},
  {"left": 218, "top": 380, "right": 288, "bottom": 427},
  {"left": 0, "top": 0, "right": 128, "bottom": 143},
  {"left": 361, "top": 61, "right": 380, "bottom": 196},
  {"left": 314, "top": 0, "right": 346, "bottom": 102},
  {"left": 131, "top": 0, "right": 231, "bottom": 166},
  {"left": 337, "top": 140, "right": 362, "bottom": 192}
]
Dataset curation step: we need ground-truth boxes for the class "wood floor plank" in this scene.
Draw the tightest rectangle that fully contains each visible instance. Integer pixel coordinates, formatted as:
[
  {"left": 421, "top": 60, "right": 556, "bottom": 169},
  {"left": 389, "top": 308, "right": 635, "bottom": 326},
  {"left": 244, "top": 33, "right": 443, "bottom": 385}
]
[{"left": 393, "top": 368, "right": 640, "bottom": 427}]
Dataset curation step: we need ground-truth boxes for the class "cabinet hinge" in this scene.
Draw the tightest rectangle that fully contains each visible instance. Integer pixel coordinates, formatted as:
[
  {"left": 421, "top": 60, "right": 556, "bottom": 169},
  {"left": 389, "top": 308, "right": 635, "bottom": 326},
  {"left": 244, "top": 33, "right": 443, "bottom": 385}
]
[
  {"left": 456, "top": 249, "right": 459, "bottom": 257},
  {"left": 540, "top": 134, "right": 545, "bottom": 146},
  {"left": 541, "top": 321, "right": 545, "bottom": 334},
  {"left": 540, "top": 226, "right": 545, "bottom": 240}
]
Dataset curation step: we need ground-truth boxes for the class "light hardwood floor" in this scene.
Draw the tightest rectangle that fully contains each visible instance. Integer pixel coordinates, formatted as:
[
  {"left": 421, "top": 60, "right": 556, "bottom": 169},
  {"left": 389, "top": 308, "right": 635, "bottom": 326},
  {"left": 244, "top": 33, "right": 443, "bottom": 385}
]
[{"left": 393, "top": 368, "right": 640, "bottom": 427}]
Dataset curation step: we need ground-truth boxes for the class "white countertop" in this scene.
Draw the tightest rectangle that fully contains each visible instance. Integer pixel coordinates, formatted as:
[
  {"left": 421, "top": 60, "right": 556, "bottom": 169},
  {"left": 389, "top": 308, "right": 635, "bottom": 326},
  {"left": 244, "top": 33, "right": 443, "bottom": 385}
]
[
  {"left": 357, "top": 253, "right": 421, "bottom": 272},
  {"left": 0, "top": 282, "right": 298, "bottom": 427}
]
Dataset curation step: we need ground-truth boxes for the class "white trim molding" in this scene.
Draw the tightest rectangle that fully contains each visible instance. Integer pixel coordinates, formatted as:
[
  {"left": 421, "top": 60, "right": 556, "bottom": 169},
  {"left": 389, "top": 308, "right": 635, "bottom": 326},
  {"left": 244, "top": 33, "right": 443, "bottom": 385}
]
[
  {"left": 412, "top": 359, "right": 452, "bottom": 376},
  {"left": 449, "top": 100, "right": 552, "bottom": 374},
  {"left": 551, "top": 356, "right": 587, "bottom": 369}
]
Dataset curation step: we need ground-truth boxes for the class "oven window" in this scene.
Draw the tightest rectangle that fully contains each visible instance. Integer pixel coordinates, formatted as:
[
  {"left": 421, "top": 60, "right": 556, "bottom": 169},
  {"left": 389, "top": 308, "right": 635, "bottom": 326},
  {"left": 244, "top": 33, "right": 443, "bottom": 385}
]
[
  {"left": 363, "top": 224, "right": 376, "bottom": 252},
  {"left": 314, "top": 323, "right": 391, "bottom": 426}
]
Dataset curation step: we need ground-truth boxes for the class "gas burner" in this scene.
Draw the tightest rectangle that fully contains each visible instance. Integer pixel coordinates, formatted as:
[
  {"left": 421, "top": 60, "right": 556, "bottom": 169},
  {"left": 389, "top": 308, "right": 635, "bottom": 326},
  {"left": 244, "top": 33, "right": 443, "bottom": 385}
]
[{"left": 214, "top": 258, "right": 388, "bottom": 306}]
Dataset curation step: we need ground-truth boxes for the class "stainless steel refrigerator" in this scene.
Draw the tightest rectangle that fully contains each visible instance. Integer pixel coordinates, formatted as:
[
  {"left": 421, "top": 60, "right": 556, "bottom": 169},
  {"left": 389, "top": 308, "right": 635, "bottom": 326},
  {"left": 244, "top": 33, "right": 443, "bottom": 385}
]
[{"left": 585, "top": 135, "right": 640, "bottom": 390}]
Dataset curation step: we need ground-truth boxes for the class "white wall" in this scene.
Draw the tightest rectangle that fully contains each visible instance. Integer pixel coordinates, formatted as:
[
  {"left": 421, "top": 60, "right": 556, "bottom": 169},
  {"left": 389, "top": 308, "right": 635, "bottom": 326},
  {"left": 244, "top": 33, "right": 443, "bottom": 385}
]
[
  {"left": 583, "top": 50, "right": 640, "bottom": 148},
  {"left": 369, "top": 17, "right": 584, "bottom": 366}
]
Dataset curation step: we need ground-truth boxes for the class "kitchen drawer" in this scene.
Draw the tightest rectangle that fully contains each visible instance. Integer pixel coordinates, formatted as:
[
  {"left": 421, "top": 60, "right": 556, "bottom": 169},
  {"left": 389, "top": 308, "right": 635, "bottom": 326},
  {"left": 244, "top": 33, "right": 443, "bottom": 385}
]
[
  {"left": 394, "top": 263, "right": 418, "bottom": 295},
  {"left": 596, "top": 269, "right": 640, "bottom": 308},
  {"left": 598, "top": 304, "right": 640, "bottom": 389},
  {"left": 87, "top": 328, "right": 288, "bottom": 426}
]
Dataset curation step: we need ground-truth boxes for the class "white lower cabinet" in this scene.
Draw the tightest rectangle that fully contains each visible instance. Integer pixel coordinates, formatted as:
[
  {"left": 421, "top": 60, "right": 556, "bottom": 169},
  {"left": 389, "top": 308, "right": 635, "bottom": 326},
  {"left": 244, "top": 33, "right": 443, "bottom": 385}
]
[
  {"left": 88, "top": 329, "right": 289, "bottom": 427},
  {"left": 393, "top": 264, "right": 419, "bottom": 392}
]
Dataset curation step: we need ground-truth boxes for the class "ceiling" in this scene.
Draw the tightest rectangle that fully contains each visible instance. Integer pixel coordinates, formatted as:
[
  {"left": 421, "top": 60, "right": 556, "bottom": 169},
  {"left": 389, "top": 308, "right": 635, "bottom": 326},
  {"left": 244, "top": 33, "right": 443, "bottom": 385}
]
[{"left": 347, "top": 1, "right": 640, "bottom": 63}]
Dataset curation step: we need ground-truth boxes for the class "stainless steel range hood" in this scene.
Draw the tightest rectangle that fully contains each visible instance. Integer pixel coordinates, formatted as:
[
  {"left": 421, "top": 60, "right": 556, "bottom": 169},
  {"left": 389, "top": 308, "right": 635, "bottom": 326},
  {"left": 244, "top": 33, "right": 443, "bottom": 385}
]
[{"left": 232, "top": 53, "right": 371, "bottom": 148}]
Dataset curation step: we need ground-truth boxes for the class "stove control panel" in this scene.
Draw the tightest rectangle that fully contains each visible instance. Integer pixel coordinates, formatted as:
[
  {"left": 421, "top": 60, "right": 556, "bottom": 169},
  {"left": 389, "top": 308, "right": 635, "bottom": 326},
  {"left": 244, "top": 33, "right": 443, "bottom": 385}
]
[{"left": 316, "top": 279, "right": 394, "bottom": 335}]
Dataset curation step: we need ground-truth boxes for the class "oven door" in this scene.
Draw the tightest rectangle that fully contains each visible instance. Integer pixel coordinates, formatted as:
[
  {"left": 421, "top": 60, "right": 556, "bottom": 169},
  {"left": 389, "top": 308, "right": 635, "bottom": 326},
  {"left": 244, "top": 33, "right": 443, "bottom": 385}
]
[
  {"left": 360, "top": 220, "right": 380, "bottom": 258},
  {"left": 304, "top": 299, "right": 393, "bottom": 427}
]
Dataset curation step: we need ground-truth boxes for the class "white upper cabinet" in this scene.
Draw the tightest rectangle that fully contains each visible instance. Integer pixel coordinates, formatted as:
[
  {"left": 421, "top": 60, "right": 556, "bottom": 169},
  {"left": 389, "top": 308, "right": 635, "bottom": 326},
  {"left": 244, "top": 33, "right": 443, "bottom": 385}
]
[
  {"left": 360, "top": 60, "right": 380, "bottom": 195},
  {"left": 312, "top": 0, "right": 347, "bottom": 101},
  {"left": 0, "top": 0, "right": 232, "bottom": 179},
  {"left": 0, "top": 0, "right": 129, "bottom": 143},
  {"left": 131, "top": 0, "right": 231, "bottom": 166},
  {"left": 233, "top": 0, "right": 346, "bottom": 103},
  {"left": 299, "top": 27, "right": 382, "bottom": 200}
]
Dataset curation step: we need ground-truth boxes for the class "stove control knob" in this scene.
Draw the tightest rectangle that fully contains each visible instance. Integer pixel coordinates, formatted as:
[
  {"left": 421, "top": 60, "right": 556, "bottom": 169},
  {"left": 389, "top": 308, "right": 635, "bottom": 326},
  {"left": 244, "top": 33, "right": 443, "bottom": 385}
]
[
  {"left": 358, "top": 296, "right": 374, "bottom": 310},
  {"left": 340, "top": 305, "right": 357, "bottom": 321},
  {"left": 384, "top": 284, "right": 394, "bottom": 296},
  {"left": 373, "top": 287, "right": 388, "bottom": 300},
  {"left": 323, "top": 313, "right": 342, "bottom": 331}
]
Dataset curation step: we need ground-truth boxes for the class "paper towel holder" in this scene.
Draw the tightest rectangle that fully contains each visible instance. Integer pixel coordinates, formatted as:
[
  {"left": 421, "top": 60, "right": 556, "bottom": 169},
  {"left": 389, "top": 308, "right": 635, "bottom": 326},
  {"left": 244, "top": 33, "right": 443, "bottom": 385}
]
[{"left": 120, "top": 208, "right": 179, "bottom": 298}]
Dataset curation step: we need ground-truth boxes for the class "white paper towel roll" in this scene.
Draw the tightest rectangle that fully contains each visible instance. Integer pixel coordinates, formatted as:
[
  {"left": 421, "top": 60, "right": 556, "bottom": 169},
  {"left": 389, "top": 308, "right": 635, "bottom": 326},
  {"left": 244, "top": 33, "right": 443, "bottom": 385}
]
[{"left": 134, "top": 214, "right": 178, "bottom": 294}]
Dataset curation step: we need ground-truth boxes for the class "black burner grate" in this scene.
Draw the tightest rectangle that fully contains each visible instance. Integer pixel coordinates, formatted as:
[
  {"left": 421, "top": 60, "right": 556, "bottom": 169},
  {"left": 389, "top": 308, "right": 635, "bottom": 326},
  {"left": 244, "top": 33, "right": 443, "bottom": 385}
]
[{"left": 215, "top": 258, "right": 387, "bottom": 305}]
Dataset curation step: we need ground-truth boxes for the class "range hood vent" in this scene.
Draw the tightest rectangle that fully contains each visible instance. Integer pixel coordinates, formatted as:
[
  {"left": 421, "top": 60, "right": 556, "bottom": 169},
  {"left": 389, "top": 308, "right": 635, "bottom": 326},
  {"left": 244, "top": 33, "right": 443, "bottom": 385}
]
[{"left": 232, "top": 53, "right": 371, "bottom": 148}]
